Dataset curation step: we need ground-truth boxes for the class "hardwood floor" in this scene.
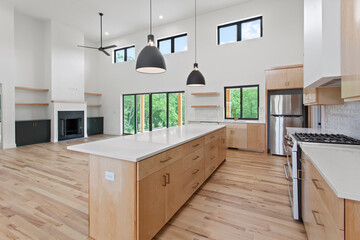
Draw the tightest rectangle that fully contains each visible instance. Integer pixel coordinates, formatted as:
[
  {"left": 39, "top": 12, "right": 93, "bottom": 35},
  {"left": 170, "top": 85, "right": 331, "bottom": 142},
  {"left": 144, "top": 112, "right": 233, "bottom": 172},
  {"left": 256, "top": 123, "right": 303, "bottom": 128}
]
[{"left": 0, "top": 135, "right": 307, "bottom": 240}]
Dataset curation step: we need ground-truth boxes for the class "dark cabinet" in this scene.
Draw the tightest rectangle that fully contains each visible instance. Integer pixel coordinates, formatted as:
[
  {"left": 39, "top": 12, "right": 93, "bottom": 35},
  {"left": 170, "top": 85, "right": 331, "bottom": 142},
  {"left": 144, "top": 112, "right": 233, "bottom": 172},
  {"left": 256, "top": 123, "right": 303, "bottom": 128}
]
[
  {"left": 87, "top": 117, "right": 104, "bottom": 136},
  {"left": 15, "top": 120, "right": 51, "bottom": 146}
]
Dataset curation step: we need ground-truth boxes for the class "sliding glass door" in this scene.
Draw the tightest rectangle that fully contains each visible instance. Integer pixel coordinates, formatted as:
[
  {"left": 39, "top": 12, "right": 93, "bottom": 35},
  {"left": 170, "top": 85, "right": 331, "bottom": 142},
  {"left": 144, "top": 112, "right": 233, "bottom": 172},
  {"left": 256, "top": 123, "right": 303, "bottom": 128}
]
[{"left": 123, "top": 91, "right": 185, "bottom": 135}]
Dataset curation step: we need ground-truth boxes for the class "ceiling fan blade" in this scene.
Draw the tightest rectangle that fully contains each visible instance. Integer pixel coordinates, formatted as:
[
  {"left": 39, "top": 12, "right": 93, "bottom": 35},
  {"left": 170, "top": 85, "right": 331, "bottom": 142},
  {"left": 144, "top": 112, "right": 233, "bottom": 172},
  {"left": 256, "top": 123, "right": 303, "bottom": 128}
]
[
  {"left": 78, "top": 45, "right": 98, "bottom": 49},
  {"left": 102, "top": 50, "right": 111, "bottom": 56},
  {"left": 102, "top": 45, "right": 117, "bottom": 50}
]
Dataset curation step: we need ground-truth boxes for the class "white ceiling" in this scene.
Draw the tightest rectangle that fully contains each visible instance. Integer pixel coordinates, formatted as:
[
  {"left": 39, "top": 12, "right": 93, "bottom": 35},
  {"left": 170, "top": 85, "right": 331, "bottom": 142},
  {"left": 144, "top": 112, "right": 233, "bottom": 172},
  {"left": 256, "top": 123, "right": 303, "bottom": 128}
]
[{"left": 12, "top": 0, "right": 249, "bottom": 42}]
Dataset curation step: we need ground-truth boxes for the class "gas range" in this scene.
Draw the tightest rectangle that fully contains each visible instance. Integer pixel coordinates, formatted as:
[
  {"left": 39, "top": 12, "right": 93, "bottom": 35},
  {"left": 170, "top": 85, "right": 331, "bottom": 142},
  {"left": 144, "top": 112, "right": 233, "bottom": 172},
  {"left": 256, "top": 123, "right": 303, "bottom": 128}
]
[{"left": 294, "top": 133, "right": 360, "bottom": 145}]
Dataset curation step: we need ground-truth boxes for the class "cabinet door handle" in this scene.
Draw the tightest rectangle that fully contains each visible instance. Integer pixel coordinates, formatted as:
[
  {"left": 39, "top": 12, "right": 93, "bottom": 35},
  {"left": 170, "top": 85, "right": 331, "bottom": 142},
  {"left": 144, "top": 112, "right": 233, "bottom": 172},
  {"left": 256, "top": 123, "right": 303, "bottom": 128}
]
[
  {"left": 211, "top": 166, "right": 216, "bottom": 171},
  {"left": 192, "top": 144, "right": 200, "bottom": 148},
  {"left": 162, "top": 175, "right": 167, "bottom": 186},
  {"left": 210, "top": 135, "right": 215, "bottom": 139},
  {"left": 192, "top": 182, "right": 200, "bottom": 189},
  {"left": 192, "top": 169, "right": 200, "bottom": 175},
  {"left": 192, "top": 156, "right": 200, "bottom": 161},
  {"left": 210, "top": 145, "right": 216, "bottom": 150},
  {"left": 312, "top": 210, "right": 324, "bottom": 226},
  {"left": 222, "top": 139, "right": 225, "bottom": 144},
  {"left": 312, "top": 179, "right": 324, "bottom": 190},
  {"left": 166, "top": 173, "right": 170, "bottom": 184},
  {"left": 160, "top": 157, "right": 172, "bottom": 163},
  {"left": 298, "top": 169, "right": 303, "bottom": 180},
  {"left": 210, "top": 156, "right": 216, "bottom": 160}
]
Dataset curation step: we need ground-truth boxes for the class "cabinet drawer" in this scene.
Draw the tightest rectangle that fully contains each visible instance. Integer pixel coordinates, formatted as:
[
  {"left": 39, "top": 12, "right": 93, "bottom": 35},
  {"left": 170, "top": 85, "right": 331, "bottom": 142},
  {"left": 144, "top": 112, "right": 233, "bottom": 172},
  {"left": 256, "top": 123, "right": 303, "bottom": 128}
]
[
  {"left": 308, "top": 160, "right": 345, "bottom": 230},
  {"left": 205, "top": 131, "right": 220, "bottom": 144},
  {"left": 205, "top": 138, "right": 218, "bottom": 153},
  {"left": 138, "top": 146, "right": 184, "bottom": 180},
  {"left": 182, "top": 158, "right": 205, "bottom": 189},
  {"left": 183, "top": 168, "right": 205, "bottom": 201},
  {"left": 182, "top": 147, "right": 204, "bottom": 173},
  {"left": 205, "top": 148, "right": 218, "bottom": 166},
  {"left": 308, "top": 183, "right": 344, "bottom": 240},
  {"left": 205, "top": 160, "right": 217, "bottom": 180},
  {"left": 184, "top": 137, "right": 205, "bottom": 155}
]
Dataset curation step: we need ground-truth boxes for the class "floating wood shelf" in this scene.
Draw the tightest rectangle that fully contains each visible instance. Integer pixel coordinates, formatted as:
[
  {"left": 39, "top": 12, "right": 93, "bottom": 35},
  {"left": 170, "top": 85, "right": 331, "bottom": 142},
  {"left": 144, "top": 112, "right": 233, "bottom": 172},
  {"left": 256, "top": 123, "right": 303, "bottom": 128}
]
[
  {"left": 191, "top": 105, "right": 220, "bottom": 108},
  {"left": 51, "top": 100, "right": 86, "bottom": 104},
  {"left": 85, "top": 92, "right": 102, "bottom": 96},
  {"left": 191, "top": 92, "right": 220, "bottom": 96},
  {"left": 15, "top": 86, "right": 49, "bottom": 92},
  {"left": 15, "top": 103, "right": 49, "bottom": 106},
  {"left": 87, "top": 104, "right": 102, "bottom": 107}
]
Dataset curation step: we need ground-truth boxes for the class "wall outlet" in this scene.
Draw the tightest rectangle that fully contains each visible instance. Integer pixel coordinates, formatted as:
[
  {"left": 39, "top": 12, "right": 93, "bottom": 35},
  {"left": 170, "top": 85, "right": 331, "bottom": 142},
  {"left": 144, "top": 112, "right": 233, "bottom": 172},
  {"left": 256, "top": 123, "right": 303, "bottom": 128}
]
[{"left": 105, "top": 171, "right": 115, "bottom": 182}]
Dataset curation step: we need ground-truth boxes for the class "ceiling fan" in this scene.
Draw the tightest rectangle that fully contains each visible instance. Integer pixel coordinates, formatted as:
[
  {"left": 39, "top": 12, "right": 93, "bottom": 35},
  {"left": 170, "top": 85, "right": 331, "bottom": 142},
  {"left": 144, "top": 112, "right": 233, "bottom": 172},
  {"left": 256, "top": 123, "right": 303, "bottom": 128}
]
[{"left": 78, "top": 13, "right": 116, "bottom": 56}]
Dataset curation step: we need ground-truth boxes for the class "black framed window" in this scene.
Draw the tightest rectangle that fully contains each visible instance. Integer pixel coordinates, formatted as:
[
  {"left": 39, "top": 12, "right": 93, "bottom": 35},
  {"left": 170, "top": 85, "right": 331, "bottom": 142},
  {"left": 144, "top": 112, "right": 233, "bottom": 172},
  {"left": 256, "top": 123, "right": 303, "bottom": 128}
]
[
  {"left": 123, "top": 91, "right": 185, "bottom": 135},
  {"left": 218, "top": 16, "right": 263, "bottom": 45},
  {"left": 224, "top": 85, "right": 259, "bottom": 120},
  {"left": 158, "top": 34, "right": 187, "bottom": 54},
  {"left": 114, "top": 45, "right": 135, "bottom": 63}
]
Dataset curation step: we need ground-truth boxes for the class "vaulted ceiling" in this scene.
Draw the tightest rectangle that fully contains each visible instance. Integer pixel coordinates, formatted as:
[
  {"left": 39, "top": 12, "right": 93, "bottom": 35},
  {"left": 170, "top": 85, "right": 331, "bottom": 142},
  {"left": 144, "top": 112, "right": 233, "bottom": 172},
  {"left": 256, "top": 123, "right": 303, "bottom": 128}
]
[{"left": 12, "top": 0, "right": 249, "bottom": 41}]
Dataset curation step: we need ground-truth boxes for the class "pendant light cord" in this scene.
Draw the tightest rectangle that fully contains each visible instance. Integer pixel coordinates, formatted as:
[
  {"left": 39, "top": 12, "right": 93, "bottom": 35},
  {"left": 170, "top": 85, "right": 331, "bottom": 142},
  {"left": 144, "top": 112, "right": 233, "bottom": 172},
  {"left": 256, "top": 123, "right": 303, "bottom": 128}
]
[
  {"left": 195, "top": 0, "right": 197, "bottom": 63},
  {"left": 100, "top": 13, "right": 103, "bottom": 47},
  {"left": 150, "top": 0, "right": 153, "bottom": 35}
]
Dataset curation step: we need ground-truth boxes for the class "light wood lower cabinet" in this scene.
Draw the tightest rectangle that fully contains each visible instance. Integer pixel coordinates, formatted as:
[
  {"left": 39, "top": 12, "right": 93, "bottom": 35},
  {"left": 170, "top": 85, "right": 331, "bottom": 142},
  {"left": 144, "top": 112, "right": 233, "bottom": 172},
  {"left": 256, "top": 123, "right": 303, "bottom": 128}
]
[
  {"left": 226, "top": 123, "right": 266, "bottom": 152},
  {"left": 302, "top": 153, "right": 360, "bottom": 240},
  {"left": 88, "top": 129, "right": 226, "bottom": 240}
]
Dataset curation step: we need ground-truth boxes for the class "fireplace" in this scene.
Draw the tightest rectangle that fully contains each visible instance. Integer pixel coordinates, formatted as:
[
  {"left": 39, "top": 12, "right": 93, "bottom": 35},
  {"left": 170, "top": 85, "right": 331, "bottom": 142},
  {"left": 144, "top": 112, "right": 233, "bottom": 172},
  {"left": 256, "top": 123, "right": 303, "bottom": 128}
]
[{"left": 58, "top": 111, "right": 84, "bottom": 141}]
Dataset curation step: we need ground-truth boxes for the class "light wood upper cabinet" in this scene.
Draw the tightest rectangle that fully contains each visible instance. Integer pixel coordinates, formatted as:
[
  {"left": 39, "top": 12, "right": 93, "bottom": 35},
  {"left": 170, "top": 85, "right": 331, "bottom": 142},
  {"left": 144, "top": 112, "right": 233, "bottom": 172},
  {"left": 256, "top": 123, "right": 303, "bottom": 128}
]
[
  {"left": 265, "top": 65, "right": 304, "bottom": 90},
  {"left": 341, "top": 0, "right": 360, "bottom": 102},
  {"left": 303, "top": 87, "right": 344, "bottom": 106}
]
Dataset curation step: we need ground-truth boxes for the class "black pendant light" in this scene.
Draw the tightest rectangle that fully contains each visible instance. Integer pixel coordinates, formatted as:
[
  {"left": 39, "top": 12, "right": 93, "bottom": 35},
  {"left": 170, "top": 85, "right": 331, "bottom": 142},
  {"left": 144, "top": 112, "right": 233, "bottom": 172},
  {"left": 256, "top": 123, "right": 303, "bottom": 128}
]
[
  {"left": 187, "top": 0, "right": 205, "bottom": 86},
  {"left": 136, "top": 0, "right": 166, "bottom": 73}
]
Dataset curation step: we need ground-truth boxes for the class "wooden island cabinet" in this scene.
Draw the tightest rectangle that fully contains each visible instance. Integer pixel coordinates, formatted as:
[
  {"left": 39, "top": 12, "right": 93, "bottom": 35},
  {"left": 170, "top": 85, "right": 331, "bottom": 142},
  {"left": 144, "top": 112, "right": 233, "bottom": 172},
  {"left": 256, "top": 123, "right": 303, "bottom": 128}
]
[
  {"left": 302, "top": 152, "right": 360, "bottom": 240},
  {"left": 70, "top": 126, "right": 226, "bottom": 240}
]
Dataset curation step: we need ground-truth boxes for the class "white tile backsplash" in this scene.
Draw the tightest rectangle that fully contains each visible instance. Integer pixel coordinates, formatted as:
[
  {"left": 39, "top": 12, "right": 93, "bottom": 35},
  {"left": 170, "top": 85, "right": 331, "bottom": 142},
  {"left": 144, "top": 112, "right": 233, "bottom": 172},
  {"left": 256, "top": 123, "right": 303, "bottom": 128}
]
[{"left": 322, "top": 102, "right": 360, "bottom": 139}]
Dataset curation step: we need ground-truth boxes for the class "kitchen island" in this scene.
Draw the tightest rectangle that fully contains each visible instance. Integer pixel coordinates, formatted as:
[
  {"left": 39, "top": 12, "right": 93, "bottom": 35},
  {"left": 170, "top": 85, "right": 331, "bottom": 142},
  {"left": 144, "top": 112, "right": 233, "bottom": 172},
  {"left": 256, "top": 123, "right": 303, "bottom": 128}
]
[
  {"left": 300, "top": 143, "right": 360, "bottom": 240},
  {"left": 68, "top": 124, "right": 226, "bottom": 240}
]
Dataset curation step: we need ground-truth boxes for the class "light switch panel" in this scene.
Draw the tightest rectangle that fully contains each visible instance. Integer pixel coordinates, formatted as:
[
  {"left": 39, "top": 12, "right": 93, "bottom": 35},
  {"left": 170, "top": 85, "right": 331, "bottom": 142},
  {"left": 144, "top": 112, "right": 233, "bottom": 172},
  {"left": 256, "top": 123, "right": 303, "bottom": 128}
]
[{"left": 105, "top": 171, "right": 115, "bottom": 182}]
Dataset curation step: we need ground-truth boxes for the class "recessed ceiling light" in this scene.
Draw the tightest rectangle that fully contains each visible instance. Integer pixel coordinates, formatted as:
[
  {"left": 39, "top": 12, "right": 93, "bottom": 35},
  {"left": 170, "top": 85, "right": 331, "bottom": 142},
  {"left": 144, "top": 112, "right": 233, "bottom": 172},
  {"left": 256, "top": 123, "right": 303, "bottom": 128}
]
[
  {"left": 105, "top": 32, "right": 109, "bottom": 35},
  {"left": 159, "top": 15, "right": 163, "bottom": 20}
]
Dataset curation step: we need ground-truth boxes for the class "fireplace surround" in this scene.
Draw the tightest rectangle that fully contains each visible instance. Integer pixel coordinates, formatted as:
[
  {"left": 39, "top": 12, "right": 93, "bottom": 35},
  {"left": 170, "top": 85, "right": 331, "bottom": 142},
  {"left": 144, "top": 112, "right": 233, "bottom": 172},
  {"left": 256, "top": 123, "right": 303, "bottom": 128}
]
[{"left": 58, "top": 111, "right": 84, "bottom": 141}]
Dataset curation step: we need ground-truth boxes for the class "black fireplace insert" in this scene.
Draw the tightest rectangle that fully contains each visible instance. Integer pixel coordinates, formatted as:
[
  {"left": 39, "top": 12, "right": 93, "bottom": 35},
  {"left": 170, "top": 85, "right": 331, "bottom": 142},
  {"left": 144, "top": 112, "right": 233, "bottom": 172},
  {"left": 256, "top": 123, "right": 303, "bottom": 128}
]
[{"left": 58, "top": 111, "right": 84, "bottom": 141}]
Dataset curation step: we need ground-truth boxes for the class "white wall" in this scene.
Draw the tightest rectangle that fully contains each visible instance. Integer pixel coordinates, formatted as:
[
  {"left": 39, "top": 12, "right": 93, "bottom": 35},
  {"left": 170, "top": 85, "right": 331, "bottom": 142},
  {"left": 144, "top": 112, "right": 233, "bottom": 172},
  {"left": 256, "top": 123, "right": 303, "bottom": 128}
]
[
  {"left": 50, "top": 21, "right": 85, "bottom": 102},
  {"left": 86, "top": 0, "right": 304, "bottom": 135},
  {"left": 0, "top": 0, "right": 16, "bottom": 148},
  {"left": 14, "top": 12, "right": 50, "bottom": 121}
]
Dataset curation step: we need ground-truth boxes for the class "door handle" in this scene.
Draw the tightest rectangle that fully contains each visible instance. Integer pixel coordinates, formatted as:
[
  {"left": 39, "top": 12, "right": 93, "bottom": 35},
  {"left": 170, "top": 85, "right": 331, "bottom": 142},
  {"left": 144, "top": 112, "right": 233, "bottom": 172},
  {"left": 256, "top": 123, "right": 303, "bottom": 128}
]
[
  {"left": 160, "top": 157, "right": 172, "bottom": 163},
  {"left": 312, "top": 210, "right": 324, "bottom": 226},
  {"left": 192, "top": 144, "right": 200, "bottom": 148},
  {"left": 162, "top": 175, "right": 167, "bottom": 186},
  {"left": 283, "top": 163, "right": 291, "bottom": 181},
  {"left": 166, "top": 173, "right": 170, "bottom": 184},
  {"left": 192, "top": 156, "right": 200, "bottom": 161},
  {"left": 192, "top": 169, "right": 199, "bottom": 175},
  {"left": 192, "top": 182, "right": 200, "bottom": 189},
  {"left": 312, "top": 179, "right": 324, "bottom": 190}
]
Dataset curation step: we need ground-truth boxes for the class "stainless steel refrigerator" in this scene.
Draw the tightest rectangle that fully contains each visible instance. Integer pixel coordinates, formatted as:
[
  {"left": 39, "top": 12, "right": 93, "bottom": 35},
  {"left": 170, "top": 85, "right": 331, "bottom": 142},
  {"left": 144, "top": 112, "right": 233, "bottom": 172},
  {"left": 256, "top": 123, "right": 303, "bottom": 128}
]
[{"left": 270, "top": 94, "right": 303, "bottom": 155}]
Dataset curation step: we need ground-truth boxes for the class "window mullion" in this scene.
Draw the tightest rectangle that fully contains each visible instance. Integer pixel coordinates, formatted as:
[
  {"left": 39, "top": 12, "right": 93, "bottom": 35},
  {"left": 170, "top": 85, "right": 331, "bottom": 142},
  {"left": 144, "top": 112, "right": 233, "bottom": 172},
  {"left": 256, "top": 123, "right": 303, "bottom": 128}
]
[{"left": 166, "top": 93, "right": 169, "bottom": 128}]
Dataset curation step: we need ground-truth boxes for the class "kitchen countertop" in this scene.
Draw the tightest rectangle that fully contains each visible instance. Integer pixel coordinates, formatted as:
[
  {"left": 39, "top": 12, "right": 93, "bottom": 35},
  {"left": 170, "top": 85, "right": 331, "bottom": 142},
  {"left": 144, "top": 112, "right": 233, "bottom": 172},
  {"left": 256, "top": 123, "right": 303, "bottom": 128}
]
[
  {"left": 67, "top": 124, "right": 225, "bottom": 162},
  {"left": 300, "top": 142, "right": 360, "bottom": 201}
]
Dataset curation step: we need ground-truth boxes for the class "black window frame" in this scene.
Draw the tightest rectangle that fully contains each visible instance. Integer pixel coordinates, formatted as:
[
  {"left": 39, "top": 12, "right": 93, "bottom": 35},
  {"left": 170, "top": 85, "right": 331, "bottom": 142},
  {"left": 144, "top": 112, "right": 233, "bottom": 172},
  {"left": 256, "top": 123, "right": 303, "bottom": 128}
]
[
  {"left": 157, "top": 33, "right": 188, "bottom": 54},
  {"left": 114, "top": 45, "right": 135, "bottom": 63},
  {"left": 217, "top": 16, "right": 263, "bottom": 45},
  {"left": 122, "top": 91, "right": 185, "bottom": 135},
  {"left": 224, "top": 85, "right": 260, "bottom": 120}
]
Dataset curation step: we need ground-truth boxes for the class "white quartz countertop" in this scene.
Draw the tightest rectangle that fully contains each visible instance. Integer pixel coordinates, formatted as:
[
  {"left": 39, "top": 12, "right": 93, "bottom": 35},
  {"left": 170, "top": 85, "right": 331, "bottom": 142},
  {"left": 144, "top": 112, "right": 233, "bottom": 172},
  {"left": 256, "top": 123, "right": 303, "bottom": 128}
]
[
  {"left": 300, "top": 142, "right": 360, "bottom": 201},
  {"left": 67, "top": 125, "right": 225, "bottom": 162}
]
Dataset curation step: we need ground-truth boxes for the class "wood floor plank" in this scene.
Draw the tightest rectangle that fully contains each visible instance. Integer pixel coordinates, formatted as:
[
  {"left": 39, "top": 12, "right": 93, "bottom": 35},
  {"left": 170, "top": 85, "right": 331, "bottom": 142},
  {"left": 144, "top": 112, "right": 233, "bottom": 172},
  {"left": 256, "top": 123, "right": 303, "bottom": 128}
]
[{"left": 0, "top": 135, "right": 307, "bottom": 240}]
